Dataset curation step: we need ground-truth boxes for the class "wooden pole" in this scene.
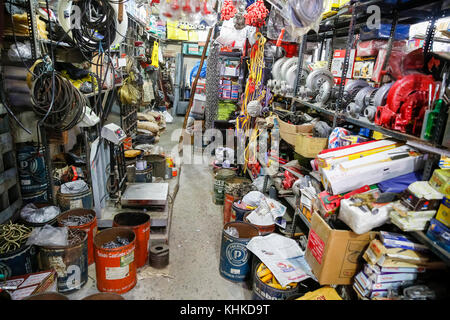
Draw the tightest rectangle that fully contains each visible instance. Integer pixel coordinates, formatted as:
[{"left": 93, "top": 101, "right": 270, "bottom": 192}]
[{"left": 178, "top": 26, "right": 213, "bottom": 154}]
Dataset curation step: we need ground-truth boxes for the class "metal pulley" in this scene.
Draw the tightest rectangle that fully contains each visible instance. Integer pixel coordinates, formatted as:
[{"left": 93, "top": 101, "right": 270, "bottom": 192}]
[
  {"left": 363, "top": 82, "right": 393, "bottom": 121},
  {"left": 342, "top": 79, "right": 369, "bottom": 107},
  {"left": 315, "top": 80, "right": 332, "bottom": 104}
]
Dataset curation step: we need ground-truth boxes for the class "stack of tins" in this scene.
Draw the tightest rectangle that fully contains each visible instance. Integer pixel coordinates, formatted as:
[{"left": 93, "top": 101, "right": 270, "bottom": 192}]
[
  {"left": 57, "top": 209, "right": 98, "bottom": 265},
  {"left": 219, "top": 221, "right": 259, "bottom": 282},
  {"left": 213, "top": 169, "right": 236, "bottom": 205},
  {"left": 94, "top": 228, "right": 137, "bottom": 294},
  {"left": 16, "top": 144, "right": 48, "bottom": 204},
  {"left": 243, "top": 212, "right": 276, "bottom": 235},
  {"left": 223, "top": 177, "right": 253, "bottom": 225},
  {"left": 112, "top": 212, "right": 150, "bottom": 268},
  {"left": 56, "top": 184, "right": 93, "bottom": 212},
  {"left": 252, "top": 261, "right": 301, "bottom": 300},
  {"left": 37, "top": 229, "right": 88, "bottom": 293}
]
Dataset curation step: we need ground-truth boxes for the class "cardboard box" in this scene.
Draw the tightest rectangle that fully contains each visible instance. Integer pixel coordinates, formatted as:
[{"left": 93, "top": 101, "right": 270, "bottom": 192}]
[
  {"left": 3, "top": 270, "right": 57, "bottom": 300},
  {"left": 352, "top": 57, "right": 376, "bottom": 79},
  {"left": 277, "top": 116, "right": 314, "bottom": 146},
  {"left": 436, "top": 197, "right": 450, "bottom": 227},
  {"left": 429, "top": 169, "right": 450, "bottom": 195},
  {"left": 305, "top": 212, "right": 377, "bottom": 285},
  {"left": 330, "top": 49, "right": 356, "bottom": 79}
]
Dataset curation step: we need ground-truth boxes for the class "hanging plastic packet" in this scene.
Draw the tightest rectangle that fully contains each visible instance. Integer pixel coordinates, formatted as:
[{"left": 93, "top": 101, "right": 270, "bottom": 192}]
[
  {"left": 201, "top": 0, "right": 218, "bottom": 26},
  {"left": 288, "top": 0, "right": 325, "bottom": 37},
  {"left": 159, "top": 0, "right": 182, "bottom": 22},
  {"left": 266, "top": 9, "right": 296, "bottom": 42}
]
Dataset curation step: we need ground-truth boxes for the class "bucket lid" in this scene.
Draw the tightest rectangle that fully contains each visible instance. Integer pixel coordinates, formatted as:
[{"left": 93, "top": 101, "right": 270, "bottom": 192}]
[{"left": 216, "top": 169, "right": 236, "bottom": 179}]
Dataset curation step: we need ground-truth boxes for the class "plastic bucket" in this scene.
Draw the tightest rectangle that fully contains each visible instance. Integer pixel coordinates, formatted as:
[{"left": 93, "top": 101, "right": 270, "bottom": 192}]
[
  {"left": 24, "top": 292, "right": 69, "bottom": 300},
  {"left": 145, "top": 154, "right": 166, "bottom": 178},
  {"left": 112, "top": 212, "right": 150, "bottom": 269},
  {"left": 93, "top": 227, "right": 137, "bottom": 294},
  {"left": 56, "top": 185, "right": 93, "bottom": 212},
  {"left": 244, "top": 212, "right": 276, "bottom": 235},
  {"left": 16, "top": 144, "right": 47, "bottom": 195},
  {"left": 82, "top": 292, "right": 125, "bottom": 300},
  {"left": 0, "top": 244, "right": 37, "bottom": 278},
  {"left": 37, "top": 229, "right": 88, "bottom": 293},
  {"left": 232, "top": 202, "right": 252, "bottom": 223},
  {"left": 252, "top": 262, "right": 301, "bottom": 300},
  {"left": 57, "top": 209, "right": 98, "bottom": 265},
  {"left": 213, "top": 169, "right": 236, "bottom": 205},
  {"left": 219, "top": 222, "right": 259, "bottom": 282},
  {"left": 18, "top": 203, "right": 62, "bottom": 228}
]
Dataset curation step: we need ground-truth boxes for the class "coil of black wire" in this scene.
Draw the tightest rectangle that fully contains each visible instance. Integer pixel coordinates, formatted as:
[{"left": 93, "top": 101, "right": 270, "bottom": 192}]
[
  {"left": 31, "top": 72, "right": 86, "bottom": 131},
  {"left": 70, "top": 0, "right": 117, "bottom": 54}
]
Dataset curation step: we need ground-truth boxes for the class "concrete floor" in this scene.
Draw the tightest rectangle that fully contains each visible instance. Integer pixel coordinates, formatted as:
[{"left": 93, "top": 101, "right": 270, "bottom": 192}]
[{"left": 67, "top": 115, "right": 253, "bottom": 300}]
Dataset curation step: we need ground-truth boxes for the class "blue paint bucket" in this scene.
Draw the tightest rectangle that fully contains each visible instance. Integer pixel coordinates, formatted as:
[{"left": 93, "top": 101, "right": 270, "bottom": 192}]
[
  {"left": 16, "top": 145, "right": 47, "bottom": 195},
  {"left": 0, "top": 244, "right": 38, "bottom": 278},
  {"left": 22, "top": 188, "right": 48, "bottom": 204},
  {"left": 232, "top": 202, "right": 252, "bottom": 222},
  {"left": 37, "top": 229, "right": 88, "bottom": 293},
  {"left": 219, "top": 221, "right": 259, "bottom": 282}
]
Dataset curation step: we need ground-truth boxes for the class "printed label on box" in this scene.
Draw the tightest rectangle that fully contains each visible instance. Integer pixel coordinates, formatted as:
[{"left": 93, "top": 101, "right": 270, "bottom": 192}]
[{"left": 307, "top": 229, "right": 325, "bottom": 265}]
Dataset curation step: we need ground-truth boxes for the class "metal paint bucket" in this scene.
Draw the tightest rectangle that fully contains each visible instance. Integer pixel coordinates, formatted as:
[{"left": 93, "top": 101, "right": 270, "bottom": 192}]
[
  {"left": 37, "top": 229, "right": 88, "bottom": 293},
  {"left": 135, "top": 167, "right": 152, "bottom": 183},
  {"left": 223, "top": 193, "right": 239, "bottom": 225},
  {"left": 56, "top": 185, "right": 93, "bottom": 212},
  {"left": 93, "top": 227, "right": 137, "bottom": 294},
  {"left": 22, "top": 189, "right": 48, "bottom": 204},
  {"left": 252, "top": 262, "right": 301, "bottom": 300},
  {"left": 244, "top": 212, "right": 276, "bottom": 235},
  {"left": 213, "top": 169, "right": 236, "bottom": 205},
  {"left": 219, "top": 221, "right": 259, "bottom": 282},
  {"left": 82, "top": 292, "right": 125, "bottom": 300},
  {"left": 16, "top": 144, "right": 47, "bottom": 195},
  {"left": 231, "top": 202, "right": 252, "bottom": 223},
  {"left": 57, "top": 209, "right": 98, "bottom": 266},
  {"left": 0, "top": 244, "right": 38, "bottom": 278},
  {"left": 145, "top": 154, "right": 166, "bottom": 178},
  {"left": 24, "top": 292, "right": 69, "bottom": 300},
  {"left": 112, "top": 212, "right": 150, "bottom": 269}
]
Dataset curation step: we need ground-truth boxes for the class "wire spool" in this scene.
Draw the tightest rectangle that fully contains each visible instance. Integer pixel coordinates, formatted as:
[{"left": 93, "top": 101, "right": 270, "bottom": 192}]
[
  {"left": 30, "top": 72, "right": 87, "bottom": 131},
  {"left": 148, "top": 244, "right": 169, "bottom": 269}
]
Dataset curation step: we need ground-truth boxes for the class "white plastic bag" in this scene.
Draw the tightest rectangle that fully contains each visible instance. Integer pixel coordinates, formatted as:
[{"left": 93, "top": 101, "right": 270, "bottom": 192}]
[
  {"left": 8, "top": 41, "right": 32, "bottom": 61},
  {"left": 26, "top": 225, "right": 68, "bottom": 247},
  {"left": 20, "top": 203, "right": 61, "bottom": 224},
  {"left": 242, "top": 191, "right": 265, "bottom": 207}
]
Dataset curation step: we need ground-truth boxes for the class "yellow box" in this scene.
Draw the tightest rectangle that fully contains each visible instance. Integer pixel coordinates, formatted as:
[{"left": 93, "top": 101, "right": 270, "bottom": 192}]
[
  {"left": 436, "top": 197, "right": 450, "bottom": 228},
  {"left": 296, "top": 286, "right": 342, "bottom": 300}
]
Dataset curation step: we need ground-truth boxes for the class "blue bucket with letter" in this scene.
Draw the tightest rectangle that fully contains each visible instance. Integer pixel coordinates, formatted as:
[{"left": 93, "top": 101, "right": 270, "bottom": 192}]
[{"left": 219, "top": 221, "right": 259, "bottom": 282}]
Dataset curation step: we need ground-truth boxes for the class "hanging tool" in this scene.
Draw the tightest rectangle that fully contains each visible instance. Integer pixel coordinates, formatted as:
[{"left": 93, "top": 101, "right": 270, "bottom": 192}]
[{"left": 423, "top": 72, "right": 447, "bottom": 140}]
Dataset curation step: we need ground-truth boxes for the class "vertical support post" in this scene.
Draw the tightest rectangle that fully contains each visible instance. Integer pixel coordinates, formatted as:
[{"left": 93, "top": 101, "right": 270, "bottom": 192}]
[{"left": 39, "top": 126, "right": 55, "bottom": 204}]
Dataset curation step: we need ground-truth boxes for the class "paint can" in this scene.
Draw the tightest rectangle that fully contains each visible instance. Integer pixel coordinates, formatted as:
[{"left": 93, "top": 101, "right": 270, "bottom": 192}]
[
  {"left": 37, "top": 229, "right": 88, "bottom": 293},
  {"left": 213, "top": 169, "right": 236, "bottom": 205},
  {"left": 0, "top": 244, "right": 37, "bottom": 278},
  {"left": 135, "top": 166, "right": 153, "bottom": 183},
  {"left": 252, "top": 262, "right": 301, "bottom": 300},
  {"left": 112, "top": 212, "right": 150, "bottom": 269},
  {"left": 24, "top": 292, "right": 69, "bottom": 300},
  {"left": 22, "top": 189, "right": 48, "bottom": 204},
  {"left": 219, "top": 221, "right": 259, "bottom": 282},
  {"left": 244, "top": 212, "right": 276, "bottom": 235},
  {"left": 82, "top": 292, "right": 125, "bottom": 300},
  {"left": 16, "top": 144, "right": 47, "bottom": 195},
  {"left": 93, "top": 227, "right": 136, "bottom": 294},
  {"left": 145, "top": 154, "right": 166, "bottom": 178},
  {"left": 231, "top": 202, "right": 252, "bottom": 223},
  {"left": 223, "top": 177, "right": 253, "bottom": 223},
  {"left": 56, "top": 185, "right": 93, "bottom": 212},
  {"left": 57, "top": 209, "right": 98, "bottom": 265}
]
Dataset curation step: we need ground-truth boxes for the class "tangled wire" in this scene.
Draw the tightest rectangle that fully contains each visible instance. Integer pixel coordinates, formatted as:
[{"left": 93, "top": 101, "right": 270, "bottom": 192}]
[
  {"left": 0, "top": 222, "right": 32, "bottom": 254},
  {"left": 31, "top": 72, "right": 87, "bottom": 131},
  {"left": 70, "top": 0, "right": 117, "bottom": 54}
]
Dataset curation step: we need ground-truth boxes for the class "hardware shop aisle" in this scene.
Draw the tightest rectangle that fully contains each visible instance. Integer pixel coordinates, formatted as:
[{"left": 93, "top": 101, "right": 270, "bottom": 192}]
[{"left": 67, "top": 116, "right": 252, "bottom": 300}]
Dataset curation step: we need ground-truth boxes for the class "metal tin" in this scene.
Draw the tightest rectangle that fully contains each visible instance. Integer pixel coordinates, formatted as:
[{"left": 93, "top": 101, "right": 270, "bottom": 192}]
[
  {"left": 56, "top": 185, "right": 93, "bottom": 212},
  {"left": 219, "top": 222, "right": 259, "bottom": 282},
  {"left": 37, "top": 229, "right": 88, "bottom": 293},
  {"left": 244, "top": 212, "right": 276, "bottom": 235},
  {"left": 145, "top": 154, "right": 166, "bottom": 178},
  {"left": 252, "top": 262, "right": 301, "bottom": 300},
  {"left": 231, "top": 202, "right": 252, "bottom": 223},
  {"left": 213, "top": 169, "right": 236, "bottom": 205},
  {"left": 135, "top": 167, "right": 152, "bottom": 183},
  {"left": 22, "top": 189, "right": 48, "bottom": 204},
  {"left": 0, "top": 244, "right": 37, "bottom": 278},
  {"left": 16, "top": 145, "right": 47, "bottom": 195}
]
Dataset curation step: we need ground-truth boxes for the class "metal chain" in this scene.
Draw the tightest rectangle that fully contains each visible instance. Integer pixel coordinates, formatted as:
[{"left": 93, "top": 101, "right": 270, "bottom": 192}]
[{"left": 205, "top": 43, "right": 221, "bottom": 130}]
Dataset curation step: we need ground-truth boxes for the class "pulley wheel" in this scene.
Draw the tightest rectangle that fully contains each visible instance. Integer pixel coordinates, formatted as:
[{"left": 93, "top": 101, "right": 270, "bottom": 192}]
[{"left": 149, "top": 244, "right": 169, "bottom": 269}]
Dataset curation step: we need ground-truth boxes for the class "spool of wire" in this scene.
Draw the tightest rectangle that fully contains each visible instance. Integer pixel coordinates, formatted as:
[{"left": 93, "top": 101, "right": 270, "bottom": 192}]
[
  {"left": 0, "top": 222, "right": 32, "bottom": 254},
  {"left": 149, "top": 244, "right": 169, "bottom": 269},
  {"left": 30, "top": 72, "right": 86, "bottom": 131}
]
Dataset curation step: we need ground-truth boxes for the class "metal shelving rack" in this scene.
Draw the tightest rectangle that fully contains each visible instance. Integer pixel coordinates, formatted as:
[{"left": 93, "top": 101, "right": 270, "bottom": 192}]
[{"left": 281, "top": 0, "right": 450, "bottom": 263}]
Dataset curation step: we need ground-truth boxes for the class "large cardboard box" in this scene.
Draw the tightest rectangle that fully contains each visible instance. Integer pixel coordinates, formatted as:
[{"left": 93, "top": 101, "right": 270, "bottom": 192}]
[
  {"left": 305, "top": 212, "right": 377, "bottom": 285},
  {"left": 277, "top": 116, "right": 314, "bottom": 146}
]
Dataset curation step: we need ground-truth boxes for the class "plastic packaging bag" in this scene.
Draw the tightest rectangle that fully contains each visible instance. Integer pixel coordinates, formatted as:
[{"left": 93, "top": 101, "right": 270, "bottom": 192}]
[
  {"left": 8, "top": 41, "right": 32, "bottom": 61},
  {"left": 60, "top": 180, "right": 89, "bottom": 194},
  {"left": 225, "top": 227, "right": 239, "bottom": 237},
  {"left": 26, "top": 225, "right": 68, "bottom": 247},
  {"left": 252, "top": 176, "right": 266, "bottom": 192},
  {"left": 20, "top": 203, "right": 61, "bottom": 224},
  {"left": 242, "top": 191, "right": 265, "bottom": 207}
]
